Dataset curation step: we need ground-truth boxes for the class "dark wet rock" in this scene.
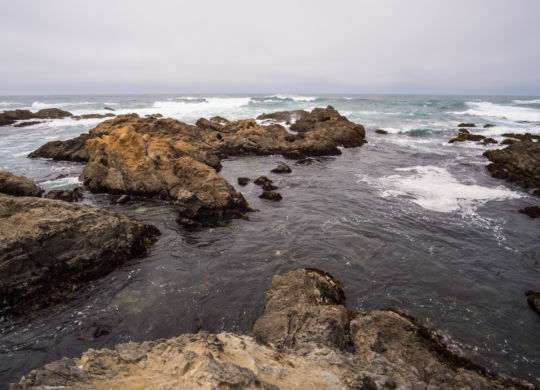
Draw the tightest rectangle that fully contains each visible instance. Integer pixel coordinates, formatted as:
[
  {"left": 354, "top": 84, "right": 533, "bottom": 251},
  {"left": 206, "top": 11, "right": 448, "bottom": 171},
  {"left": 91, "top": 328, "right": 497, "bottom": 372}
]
[
  {"left": 210, "top": 115, "right": 229, "bottom": 124},
  {"left": 271, "top": 163, "right": 292, "bottom": 174},
  {"left": 257, "top": 109, "right": 309, "bottom": 122},
  {"left": 44, "top": 187, "right": 83, "bottom": 202},
  {"left": 295, "top": 157, "right": 316, "bottom": 165},
  {"left": 375, "top": 129, "right": 388, "bottom": 134},
  {"left": 481, "top": 137, "right": 498, "bottom": 145},
  {"left": 111, "top": 194, "right": 131, "bottom": 204},
  {"left": 0, "top": 194, "right": 159, "bottom": 315},
  {"left": 28, "top": 108, "right": 366, "bottom": 226},
  {"left": 484, "top": 124, "right": 496, "bottom": 128},
  {"left": 72, "top": 113, "right": 115, "bottom": 120},
  {"left": 449, "top": 129, "right": 486, "bottom": 143},
  {"left": 78, "top": 322, "right": 112, "bottom": 341},
  {"left": 259, "top": 191, "right": 282, "bottom": 201},
  {"left": 519, "top": 206, "right": 540, "bottom": 218},
  {"left": 501, "top": 133, "right": 540, "bottom": 141},
  {"left": 262, "top": 182, "right": 277, "bottom": 191},
  {"left": 104, "top": 107, "right": 115, "bottom": 111},
  {"left": 34, "top": 108, "right": 73, "bottom": 119},
  {"left": 254, "top": 176, "right": 273, "bottom": 186},
  {"left": 0, "top": 108, "right": 73, "bottom": 126},
  {"left": 144, "top": 113, "right": 163, "bottom": 119},
  {"left": 237, "top": 177, "right": 250, "bottom": 186},
  {"left": 0, "top": 171, "right": 43, "bottom": 197},
  {"left": 13, "top": 268, "right": 530, "bottom": 389},
  {"left": 525, "top": 291, "right": 540, "bottom": 314},
  {"left": 13, "top": 120, "right": 42, "bottom": 128},
  {"left": 483, "top": 141, "right": 540, "bottom": 193},
  {"left": 502, "top": 138, "right": 519, "bottom": 145},
  {"left": 458, "top": 123, "right": 476, "bottom": 127}
]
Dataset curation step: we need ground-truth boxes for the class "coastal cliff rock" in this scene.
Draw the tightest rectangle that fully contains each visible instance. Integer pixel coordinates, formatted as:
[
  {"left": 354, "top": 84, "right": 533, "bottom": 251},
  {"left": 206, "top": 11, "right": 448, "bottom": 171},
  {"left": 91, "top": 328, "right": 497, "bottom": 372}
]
[
  {"left": 14, "top": 269, "right": 528, "bottom": 389},
  {"left": 28, "top": 107, "right": 366, "bottom": 225},
  {"left": 0, "top": 171, "right": 44, "bottom": 197},
  {"left": 483, "top": 140, "right": 540, "bottom": 193},
  {"left": 0, "top": 194, "right": 159, "bottom": 315}
]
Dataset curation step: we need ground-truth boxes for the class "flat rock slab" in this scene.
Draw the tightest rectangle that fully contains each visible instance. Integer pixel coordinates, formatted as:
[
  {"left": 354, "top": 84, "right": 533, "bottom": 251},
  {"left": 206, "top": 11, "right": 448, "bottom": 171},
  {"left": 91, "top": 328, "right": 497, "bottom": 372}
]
[{"left": 0, "top": 194, "right": 159, "bottom": 315}]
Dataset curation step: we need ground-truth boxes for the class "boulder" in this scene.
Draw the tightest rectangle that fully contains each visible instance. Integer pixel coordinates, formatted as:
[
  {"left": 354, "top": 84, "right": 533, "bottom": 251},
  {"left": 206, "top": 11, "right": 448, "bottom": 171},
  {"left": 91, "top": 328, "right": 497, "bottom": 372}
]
[
  {"left": 0, "top": 194, "right": 159, "bottom": 315},
  {"left": 271, "top": 163, "right": 292, "bottom": 174},
  {"left": 262, "top": 182, "right": 277, "bottom": 191},
  {"left": 14, "top": 268, "right": 529, "bottom": 389},
  {"left": 44, "top": 187, "right": 83, "bottom": 202},
  {"left": 259, "top": 191, "right": 282, "bottom": 201},
  {"left": 483, "top": 141, "right": 540, "bottom": 193},
  {"left": 519, "top": 206, "right": 540, "bottom": 218},
  {"left": 457, "top": 123, "right": 476, "bottom": 127},
  {"left": 525, "top": 291, "right": 540, "bottom": 315},
  {"left": 502, "top": 138, "right": 518, "bottom": 145},
  {"left": 237, "top": 177, "right": 250, "bottom": 186},
  {"left": 28, "top": 133, "right": 91, "bottom": 162},
  {"left": 481, "top": 137, "right": 498, "bottom": 145},
  {"left": 375, "top": 129, "right": 388, "bottom": 134},
  {"left": 0, "top": 171, "right": 43, "bottom": 197},
  {"left": 34, "top": 108, "right": 73, "bottom": 119},
  {"left": 104, "top": 106, "right": 115, "bottom": 111},
  {"left": 254, "top": 176, "right": 273, "bottom": 186}
]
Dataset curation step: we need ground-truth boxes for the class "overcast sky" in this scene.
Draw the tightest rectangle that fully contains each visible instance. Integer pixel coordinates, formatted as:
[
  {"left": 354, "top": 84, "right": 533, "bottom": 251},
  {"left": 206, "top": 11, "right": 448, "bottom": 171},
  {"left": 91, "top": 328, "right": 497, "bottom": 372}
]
[{"left": 1, "top": 0, "right": 539, "bottom": 95}]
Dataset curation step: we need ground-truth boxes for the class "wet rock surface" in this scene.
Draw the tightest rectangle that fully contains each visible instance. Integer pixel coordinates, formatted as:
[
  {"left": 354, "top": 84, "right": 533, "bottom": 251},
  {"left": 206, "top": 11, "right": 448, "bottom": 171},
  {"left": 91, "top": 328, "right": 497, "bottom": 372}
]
[
  {"left": 271, "top": 163, "right": 292, "bottom": 174},
  {"left": 375, "top": 129, "right": 388, "bottom": 134},
  {"left": 259, "top": 191, "right": 282, "bottom": 201},
  {"left": 525, "top": 291, "right": 540, "bottom": 315},
  {"left": 28, "top": 107, "right": 365, "bottom": 225},
  {"left": 0, "top": 194, "right": 159, "bottom": 315},
  {"left": 449, "top": 128, "right": 494, "bottom": 144},
  {"left": 237, "top": 177, "right": 250, "bottom": 186},
  {"left": 44, "top": 187, "right": 84, "bottom": 202},
  {"left": 13, "top": 269, "right": 530, "bottom": 389},
  {"left": 0, "top": 171, "right": 44, "bottom": 197},
  {"left": 0, "top": 108, "right": 73, "bottom": 126},
  {"left": 519, "top": 206, "right": 540, "bottom": 218},
  {"left": 483, "top": 140, "right": 540, "bottom": 194}
]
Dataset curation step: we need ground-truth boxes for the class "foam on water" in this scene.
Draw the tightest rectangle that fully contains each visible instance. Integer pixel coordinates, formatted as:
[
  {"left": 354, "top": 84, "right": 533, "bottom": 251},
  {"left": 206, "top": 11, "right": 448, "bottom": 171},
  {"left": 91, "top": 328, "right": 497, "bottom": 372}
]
[
  {"left": 264, "top": 95, "right": 317, "bottom": 102},
  {"left": 40, "top": 176, "right": 82, "bottom": 190},
  {"left": 458, "top": 101, "right": 540, "bottom": 122},
  {"left": 357, "top": 165, "right": 523, "bottom": 214},
  {"left": 513, "top": 99, "right": 540, "bottom": 104}
]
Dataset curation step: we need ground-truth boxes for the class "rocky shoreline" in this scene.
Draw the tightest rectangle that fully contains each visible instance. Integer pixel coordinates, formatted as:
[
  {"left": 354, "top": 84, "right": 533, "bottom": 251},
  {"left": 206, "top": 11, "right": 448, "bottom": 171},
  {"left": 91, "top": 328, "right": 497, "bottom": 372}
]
[{"left": 12, "top": 269, "right": 533, "bottom": 389}]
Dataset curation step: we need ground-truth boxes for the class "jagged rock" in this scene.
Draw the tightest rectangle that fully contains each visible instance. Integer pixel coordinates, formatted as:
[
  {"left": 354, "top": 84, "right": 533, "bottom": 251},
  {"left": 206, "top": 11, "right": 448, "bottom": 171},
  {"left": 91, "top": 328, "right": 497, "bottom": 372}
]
[
  {"left": 44, "top": 187, "right": 83, "bottom": 202},
  {"left": 0, "top": 171, "right": 43, "bottom": 197},
  {"left": 271, "top": 163, "right": 291, "bottom": 174},
  {"left": 483, "top": 141, "right": 540, "bottom": 193},
  {"left": 484, "top": 124, "right": 496, "bottom": 128},
  {"left": 0, "top": 194, "right": 159, "bottom": 315},
  {"left": 28, "top": 108, "right": 366, "bottom": 225},
  {"left": 72, "top": 113, "right": 115, "bottom": 120},
  {"left": 525, "top": 291, "right": 540, "bottom": 314},
  {"left": 259, "top": 191, "right": 282, "bottom": 201},
  {"left": 375, "top": 129, "right": 388, "bottom": 134},
  {"left": 257, "top": 109, "right": 310, "bottom": 123},
  {"left": 14, "top": 269, "right": 530, "bottom": 389},
  {"left": 519, "top": 206, "right": 540, "bottom": 218},
  {"left": 13, "top": 120, "right": 41, "bottom": 128},
  {"left": 237, "top": 177, "right": 250, "bottom": 186},
  {"left": 458, "top": 123, "right": 476, "bottom": 127}
]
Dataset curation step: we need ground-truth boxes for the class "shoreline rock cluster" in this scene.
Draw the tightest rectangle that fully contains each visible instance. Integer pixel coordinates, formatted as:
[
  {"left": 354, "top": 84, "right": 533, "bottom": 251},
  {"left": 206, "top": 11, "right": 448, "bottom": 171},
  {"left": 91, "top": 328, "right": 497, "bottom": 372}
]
[
  {"left": 28, "top": 106, "right": 366, "bottom": 227},
  {"left": 0, "top": 108, "right": 114, "bottom": 127},
  {"left": 12, "top": 269, "right": 532, "bottom": 389}
]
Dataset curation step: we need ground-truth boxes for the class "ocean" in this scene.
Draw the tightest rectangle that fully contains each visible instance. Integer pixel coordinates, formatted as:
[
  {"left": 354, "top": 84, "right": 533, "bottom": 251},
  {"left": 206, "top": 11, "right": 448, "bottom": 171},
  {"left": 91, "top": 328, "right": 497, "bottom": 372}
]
[{"left": 0, "top": 94, "right": 539, "bottom": 386}]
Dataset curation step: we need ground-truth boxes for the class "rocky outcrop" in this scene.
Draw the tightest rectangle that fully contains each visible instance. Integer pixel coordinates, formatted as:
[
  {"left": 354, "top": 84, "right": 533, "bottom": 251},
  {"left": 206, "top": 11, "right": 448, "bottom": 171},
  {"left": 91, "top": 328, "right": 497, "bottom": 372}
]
[
  {"left": 0, "top": 171, "right": 43, "bottom": 197},
  {"left": 28, "top": 107, "right": 366, "bottom": 226},
  {"left": 449, "top": 129, "right": 488, "bottom": 144},
  {"left": 501, "top": 133, "right": 540, "bottom": 142},
  {"left": 483, "top": 140, "right": 540, "bottom": 194},
  {"left": 525, "top": 291, "right": 540, "bottom": 315},
  {"left": 14, "top": 269, "right": 529, "bottom": 389},
  {"left": 257, "top": 109, "right": 310, "bottom": 123},
  {"left": 0, "top": 194, "right": 159, "bottom": 315},
  {"left": 13, "top": 120, "right": 42, "bottom": 128},
  {"left": 0, "top": 108, "right": 73, "bottom": 126},
  {"left": 44, "top": 187, "right": 84, "bottom": 202},
  {"left": 519, "top": 206, "right": 540, "bottom": 218},
  {"left": 375, "top": 129, "right": 388, "bottom": 134},
  {"left": 271, "top": 163, "right": 291, "bottom": 174}
]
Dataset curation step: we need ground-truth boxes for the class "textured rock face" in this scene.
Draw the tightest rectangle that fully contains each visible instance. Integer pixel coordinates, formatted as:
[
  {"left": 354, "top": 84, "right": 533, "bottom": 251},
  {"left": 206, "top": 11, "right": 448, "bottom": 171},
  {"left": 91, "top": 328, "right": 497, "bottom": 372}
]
[
  {"left": 0, "top": 194, "right": 159, "bottom": 315},
  {"left": 28, "top": 107, "right": 366, "bottom": 225},
  {"left": 483, "top": 140, "right": 540, "bottom": 193},
  {"left": 0, "top": 171, "right": 44, "bottom": 197},
  {"left": 14, "top": 269, "right": 528, "bottom": 389}
]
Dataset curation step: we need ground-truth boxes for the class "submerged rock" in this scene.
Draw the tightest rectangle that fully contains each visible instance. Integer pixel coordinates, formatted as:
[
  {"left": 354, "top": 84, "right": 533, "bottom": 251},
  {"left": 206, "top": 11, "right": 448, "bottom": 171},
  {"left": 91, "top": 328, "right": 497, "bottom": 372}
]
[
  {"left": 44, "top": 187, "right": 84, "bottom": 202},
  {"left": 525, "top": 291, "right": 540, "bottom": 314},
  {"left": 13, "top": 120, "right": 42, "bottom": 128},
  {"left": 0, "top": 194, "right": 159, "bottom": 315},
  {"left": 271, "top": 163, "right": 292, "bottom": 174},
  {"left": 72, "top": 113, "right": 115, "bottom": 120},
  {"left": 483, "top": 141, "right": 540, "bottom": 194},
  {"left": 449, "top": 129, "right": 486, "bottom": 143},
  {"left": 375, "top": 129, "right": 388, "bottom": 134},
  {"left": 519, "top": 206, "right": 540, "bottom": 218},
  {"left": 0, "top": 171, "right": 43, "bottom": 197},
  {"left": 259, "top": 191, "right": 282, "bottom": 201},
  {"left": 484, "top": 124, "right": 496, "bottom": 128},
  {"left": 13, "top": 268, "right": 530, "bottom": 389},
  {"left": 457, "top": 122, "right": 476, "bottom": 127},
  {"left": 501, "top": 133, "right": 540, "bottom": 142}
]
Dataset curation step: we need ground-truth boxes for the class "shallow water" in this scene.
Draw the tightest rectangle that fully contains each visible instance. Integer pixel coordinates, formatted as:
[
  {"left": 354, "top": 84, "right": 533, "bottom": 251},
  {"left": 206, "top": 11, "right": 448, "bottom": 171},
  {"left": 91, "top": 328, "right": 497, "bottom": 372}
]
[{"left": 0, "top": 94, "right": 539, "bottom": 387}]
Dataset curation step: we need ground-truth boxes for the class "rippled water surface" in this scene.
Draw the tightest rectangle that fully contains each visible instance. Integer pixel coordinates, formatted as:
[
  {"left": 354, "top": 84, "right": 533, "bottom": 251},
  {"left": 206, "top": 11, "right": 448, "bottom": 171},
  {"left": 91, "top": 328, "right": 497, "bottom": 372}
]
[{"left": 0, "top": 94, "right": 539, "bottom": 387}]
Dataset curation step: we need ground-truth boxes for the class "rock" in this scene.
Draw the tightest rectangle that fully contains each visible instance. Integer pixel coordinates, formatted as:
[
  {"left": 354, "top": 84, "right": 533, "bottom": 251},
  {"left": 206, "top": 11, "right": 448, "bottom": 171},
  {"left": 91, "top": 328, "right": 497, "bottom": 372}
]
[
  {"left": 34, "top": 108, "right": 73, "bottom": 119},
  {"left": 501, "top": 133, "right": 540, "bottom": 141},
  {"left": 13, "top": 120, "right": 41, "bottom": 127},
  {"left": 375, "top": 129, "right": 388, "bottom": 134},
  {"left": 449, "top": 130, "right": 486, "bottom": 143},
  {"left": 254, "top": 176, "right": 273, "bottom": 186},
  {"left": 44, "top": 187, "right": 84, "bottom": 202},
  {"left": 210, "top": 115, "right": 229, "bottom": 124},
  {"left": 295, "top": 157, "right": 316, "bottom": 165},
  {"left": 271, "top": 163, "right": 292, "bottom": 174},
  {"left": 484, "top": 124, "right": 496, "bottom": 128},
  {"left": 0, "top": 108, "right": 73, "bottom": 126},
  {"left": 72, "top": 113, "right": 115, "bottom": 120},
  {"left": 237, "top": 177, "right": 250, "bottom": 186},
  {"left": 457, "top": 123, "right": 476, "bottom": 127},
  {"left": 111, "top": 194, "right": 131, "bottom": 204},
  {"left": 14, "top": 268, "right": 530, "bottom": 390},
  {"left": 483, "top": 141, "right": 540, "bottom": 193},
  {"left": 502, "top": 138, "right": 518, "bottom": 145},
  {"left": 259, "top": 191, "right": 282, "bottom": 201},
  {"left": 29, "top": 108, "right": 366, "bottom": 225},
  {"left": 104, "top": 106, "right": 115, "bottom": 111},
  {"left": 0, "top": 171, "right": 43, "bottom": 197},
  {"left": 519, "top": 206, "right": 540, "bottom": 218},
  {"left": 262, "top": 182, "right": 277, "bottom": 191},
  {"left": 145, "top": 113, "right": 163, "bottom": 119},
  {"left": 257, "top": 109, "right": 310, "bottom": 123},
  {"left": 0, "top": 194, "right": 159, "bottom": 315},
  {"left": 525, "top": 291, "right": 540, "bottom": 314},
  {"left": 481, "top": 137, "right": 498, "bottom": 144}
]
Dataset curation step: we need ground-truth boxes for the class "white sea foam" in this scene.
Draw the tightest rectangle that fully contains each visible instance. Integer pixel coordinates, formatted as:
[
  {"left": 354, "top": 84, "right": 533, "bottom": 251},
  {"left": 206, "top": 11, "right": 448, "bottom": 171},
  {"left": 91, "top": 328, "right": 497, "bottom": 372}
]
[
  {"left": 457, "top": 101, "right": 540, "bottom": 122},
  {"left": 265, "top": 95, "right": 317, "bottom": 102},
  {"left": 40, "top": 176, "right": 81, "bottom": 189},
  {"left": 30, "top": 101, "right": 95, "bottom": 110},
  {"left": 512, "top": 98, "right": 540, "bottom": 104},
  {"left": 357, "top": 165, "right": 522, "bottom": 213}
]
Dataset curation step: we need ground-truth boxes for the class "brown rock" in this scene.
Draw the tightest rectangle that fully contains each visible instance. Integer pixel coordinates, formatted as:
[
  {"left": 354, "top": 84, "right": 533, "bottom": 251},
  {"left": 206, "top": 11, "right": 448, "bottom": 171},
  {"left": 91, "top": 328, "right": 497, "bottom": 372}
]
[
  {"left": 44, "top": 187, "right": 83, "bottom": 202},
  {"left": 13, "top": 121, "right": 42, "bottom": 128},
  {"left": 525, "top": 291, "right": 540, "bottom": 314},
  {"left": 457, "top": 123, "right": 476, "bottom": 127},
  {"left": 375, "top": 129, "right": 388, "bottom": 134},
  {"left": 0, "top": 171, "right": 43, "bottom": 197},
  {"left": 259, "top": 191, "right": 282, "bottom": 201},
  {"left": 271, "top": 163, "right": 291, "bottom": 174},
  {"left": 237, "top": 177, "right": 250, "bottom": 186},
  {"left": 254, "top": 176, "right": 273, "bottom": 186}
]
